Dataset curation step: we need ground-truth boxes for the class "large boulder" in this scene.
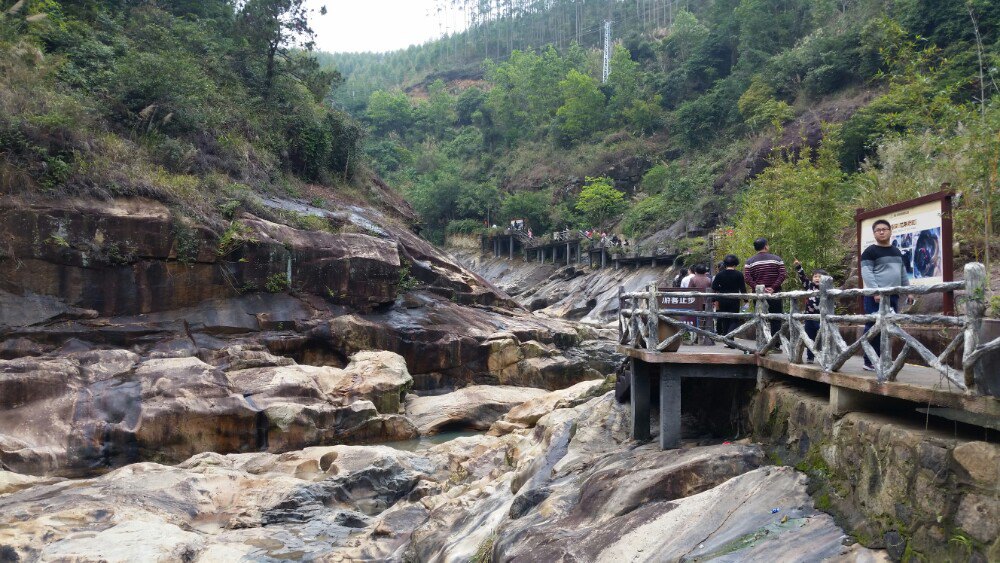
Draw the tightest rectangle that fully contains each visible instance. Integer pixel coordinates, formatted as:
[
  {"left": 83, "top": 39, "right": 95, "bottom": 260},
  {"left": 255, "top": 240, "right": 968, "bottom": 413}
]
[
  {"left": 404, "top": 386, "right": 549, "bottom": 435},
  {"left": 0, "top": 348, "right": 419, "bottom": 475}
]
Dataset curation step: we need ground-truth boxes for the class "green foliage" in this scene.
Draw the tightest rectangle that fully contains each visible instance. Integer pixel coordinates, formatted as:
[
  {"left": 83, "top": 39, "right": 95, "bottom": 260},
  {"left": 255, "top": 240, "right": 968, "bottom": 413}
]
[
  {"left": 554, "top": 70, "right": 605, "bottom": 146},
  {"left": 217, "top": 220, "right": 257, "bottom": 256},
  {"left": 718, "top": 130, "right": 855, "bottom": 279},
  {"left": 624, "top": 161, "right": 711, "bottom": 237},
  {"left": 499, "top": 190, "right": 551, "bottom": 234},
  {"left": 445, "top": 219, "right": 485, "bottom": 235},
  {"left": 0, "top": 1, "right": 364, "bottom": 218},
  {"left": 171, "top": 219, "right": 200, "bottom": 265},
  {"left": 366, "top": 90, "right": 414, "bottom": 136},
  {"left": 855, "top": 101, "right": 1000, "bottom": 263},
  {"left": 420, "top": 79, "right": 456, "bottom": 137},
  {"left": 989, "top": 295, "right": 1000, "bottom": 319},
  {"left": 621, "top": 194, "right": 671, "bottom": 238},
  {"left": 575, "top": 177, "right": 626, "bottom": 227},
  {"left": 396, "top": 261, "right": 420, "bottom": 295},
  {"left": 738, "top": 78, "right": 794, "bottom": 132},
  {"left": 484, "top": 46, "right": 587, "bottom": 144},
  {"left": 606, "top": 45, "right": 639, "bottom": 123},
  {"left": 264, "top": 272, "right": 289, "bottom": 293}
]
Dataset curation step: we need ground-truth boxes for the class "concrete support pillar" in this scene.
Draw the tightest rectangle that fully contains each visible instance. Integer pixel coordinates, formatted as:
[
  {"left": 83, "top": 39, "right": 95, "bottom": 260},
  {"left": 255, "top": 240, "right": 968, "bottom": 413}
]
[
  {"left": 630, "top": 359, "right": 651, "bottom": 440},
  {"left": 830, "top": 385, "right": 878, "bottom": 417},
  {"left": 577, "top": 242, "right": 582, "bottom": 264},
  {"left": 601, "top": 248, "right": 606, "bottom": 269},
  {"left": 756, "top": 366, "right": 773, "bottom": 391},
  {"left": 509, "top": 236, "right": 513, "bottom": 260},
  {"left": 566, "top": 242, "right": 571, "bottom": 266},
  {"left": 659, "top": 365, "right": 681, "bottom": 449}
]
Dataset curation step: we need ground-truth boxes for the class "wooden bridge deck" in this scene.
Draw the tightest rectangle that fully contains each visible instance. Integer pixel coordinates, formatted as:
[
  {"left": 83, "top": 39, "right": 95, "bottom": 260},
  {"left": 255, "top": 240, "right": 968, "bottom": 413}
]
[{"left": 620, "top": 342, "right": 1000, "bottom": 449}]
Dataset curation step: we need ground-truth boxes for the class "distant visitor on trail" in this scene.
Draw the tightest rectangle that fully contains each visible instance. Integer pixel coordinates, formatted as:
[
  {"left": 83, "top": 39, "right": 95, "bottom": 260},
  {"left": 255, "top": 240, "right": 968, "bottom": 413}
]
[
  {"left": 860, "top": 219, "right": 912, "bottom": 371},
  {"left": 743, "top": 238, "right": 786, "bottom": 338}
]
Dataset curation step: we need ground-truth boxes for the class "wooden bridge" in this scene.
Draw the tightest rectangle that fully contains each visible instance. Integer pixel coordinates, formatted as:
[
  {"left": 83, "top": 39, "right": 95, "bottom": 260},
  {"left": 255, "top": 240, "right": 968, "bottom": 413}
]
[
  {"left": 483, "top": 230, "right": 677, "bottom": 270},
  {"left": 618, "top": 263, "right": 1000, "bottom": 449}
]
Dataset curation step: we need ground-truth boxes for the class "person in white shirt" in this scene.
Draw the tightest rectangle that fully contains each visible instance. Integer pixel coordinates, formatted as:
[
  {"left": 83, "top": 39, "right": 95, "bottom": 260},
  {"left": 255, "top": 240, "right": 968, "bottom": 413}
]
[{"left": 680, "top": 270, "right": 695, "bottom": 288}]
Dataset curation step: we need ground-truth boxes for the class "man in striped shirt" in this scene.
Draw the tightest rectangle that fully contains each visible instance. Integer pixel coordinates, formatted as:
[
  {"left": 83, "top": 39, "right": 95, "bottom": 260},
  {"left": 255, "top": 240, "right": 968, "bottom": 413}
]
[{"left": 744, "top": 238, "right": 787, "bottom": 338}]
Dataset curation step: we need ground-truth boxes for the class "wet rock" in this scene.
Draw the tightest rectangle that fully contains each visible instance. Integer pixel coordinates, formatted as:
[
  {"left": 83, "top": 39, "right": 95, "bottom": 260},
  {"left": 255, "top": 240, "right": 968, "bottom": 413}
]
[{"left": 404, "top": 386, "right": 548, "bottom": 435}]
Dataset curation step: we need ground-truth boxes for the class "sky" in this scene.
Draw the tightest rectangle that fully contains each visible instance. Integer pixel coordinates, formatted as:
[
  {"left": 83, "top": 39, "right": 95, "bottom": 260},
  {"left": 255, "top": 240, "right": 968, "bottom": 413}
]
[{"left": 306, "top": 0, "right": 465, "bottom": 54}]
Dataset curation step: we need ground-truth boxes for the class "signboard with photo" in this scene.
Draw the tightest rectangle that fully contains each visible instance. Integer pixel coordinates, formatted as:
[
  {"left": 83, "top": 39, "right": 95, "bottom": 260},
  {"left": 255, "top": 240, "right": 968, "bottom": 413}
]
[
  {"left": 856, "top": 191, "right": 954, "bottom": 313},
  {"left": 859, "top": 200, "right": 946, "bottom": 285}
]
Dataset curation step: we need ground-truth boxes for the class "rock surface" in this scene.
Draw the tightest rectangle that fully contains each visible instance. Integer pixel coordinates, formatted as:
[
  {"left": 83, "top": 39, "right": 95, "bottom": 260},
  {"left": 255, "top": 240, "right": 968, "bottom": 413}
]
[
  {"left": 453, "top": 249, "right": 670, "bottom": 323},
  {"left": 0, "top": 390, "right": 883, "bottom": 562},
  {"left": 0, "top": 350, "right": 418, "bottom": 475},
  {"left": 404, "top": 385, "right": 549, "bottom": 435}
]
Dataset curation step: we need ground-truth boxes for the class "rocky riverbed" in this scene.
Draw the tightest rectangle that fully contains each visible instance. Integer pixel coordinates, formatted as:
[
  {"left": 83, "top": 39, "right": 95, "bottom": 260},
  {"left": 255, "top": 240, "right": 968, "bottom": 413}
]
[
  {"left": 0, "top": 195, "right": 891, "bottom": 561},
  {"left": 0, "top": 380, "right": 885, "bottom": 562}
]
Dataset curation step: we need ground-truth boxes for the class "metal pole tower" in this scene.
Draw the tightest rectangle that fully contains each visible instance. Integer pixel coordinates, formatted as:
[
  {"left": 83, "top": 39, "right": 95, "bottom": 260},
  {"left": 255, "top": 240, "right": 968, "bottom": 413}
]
[{"left": 602, "top": 20, "right": 612, "bottom": 83}]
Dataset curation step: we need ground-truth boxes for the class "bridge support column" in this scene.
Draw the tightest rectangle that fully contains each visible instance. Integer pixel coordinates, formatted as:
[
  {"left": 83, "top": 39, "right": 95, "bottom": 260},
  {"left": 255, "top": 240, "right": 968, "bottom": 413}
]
[
  {"left": 659, "top": 365, "right": 681, "bottom": 449},
  {"left": 509, "top": 236, "right": 514, "bottom": 260},
  {"left": 829, "top": 385, "right": 879, "bottom": 417},
  {"left": 630, "top": 359, "right": 651, "bottom": 440},
  {"left": 566, "top": 242, "right": 571, "bottom": 266},
  {"left": 601, "top": 249, "right": 606, "bottom": 269}
]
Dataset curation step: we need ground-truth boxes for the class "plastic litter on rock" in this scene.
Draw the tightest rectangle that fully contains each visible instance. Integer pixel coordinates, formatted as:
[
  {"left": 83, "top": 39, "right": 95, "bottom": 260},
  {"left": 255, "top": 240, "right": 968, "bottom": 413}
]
[{"left": 771, "top": 508, "right": 780, "bottom": 514}]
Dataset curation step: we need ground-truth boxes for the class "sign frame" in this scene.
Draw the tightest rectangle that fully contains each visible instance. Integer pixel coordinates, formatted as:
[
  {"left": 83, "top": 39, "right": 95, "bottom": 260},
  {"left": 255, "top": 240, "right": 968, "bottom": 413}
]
[{"left": 855, "top": 190, "right": 954, "bottom": 315}]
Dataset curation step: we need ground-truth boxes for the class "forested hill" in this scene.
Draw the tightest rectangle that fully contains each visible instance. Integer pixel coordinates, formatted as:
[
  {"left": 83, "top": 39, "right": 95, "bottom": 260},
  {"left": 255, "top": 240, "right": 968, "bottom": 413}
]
[
  {"left": 0, "top": 0, "right": 407, "bottom": 229},
  {"left": 330, "top": 0, "right": 999, "bottom": 280}
]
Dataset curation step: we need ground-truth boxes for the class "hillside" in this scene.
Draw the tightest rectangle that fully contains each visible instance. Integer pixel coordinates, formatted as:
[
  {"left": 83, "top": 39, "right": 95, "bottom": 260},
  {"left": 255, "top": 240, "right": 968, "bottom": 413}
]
[{"left": 330, "top": 0, "right": 1000, "bottom": 282}]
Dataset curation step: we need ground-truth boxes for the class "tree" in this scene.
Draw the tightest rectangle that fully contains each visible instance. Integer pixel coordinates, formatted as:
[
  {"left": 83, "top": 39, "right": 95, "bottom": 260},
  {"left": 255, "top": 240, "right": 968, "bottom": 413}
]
[
  {"left": 554, "top": 69, "right": 605, "bottom": 145},
  {"left": 575, "top": 177, "right": 626, "bottom": 227},
  {"left": 421, "top": 79, "right": 456, "bottom": 138},
  {"left": 718, "top": 131, "right": 854, "bottom": 278},
  {"left": 500, "top": 190, "right": 551, "bottom": 234},
  {"left": 238, "top": 0, "right": 324, "bottom": 97},
  {"left": 366, "top": 90, "right": 414, "bottom": 135},
  {"left": 607, "top": 44, "right": 640, "bottom": 123}
]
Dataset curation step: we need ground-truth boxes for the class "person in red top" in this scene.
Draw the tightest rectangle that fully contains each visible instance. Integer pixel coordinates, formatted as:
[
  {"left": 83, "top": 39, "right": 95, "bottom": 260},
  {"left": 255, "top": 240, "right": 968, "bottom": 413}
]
[{"left": 744, "top": 238, "right": 787, "bottom": 338}]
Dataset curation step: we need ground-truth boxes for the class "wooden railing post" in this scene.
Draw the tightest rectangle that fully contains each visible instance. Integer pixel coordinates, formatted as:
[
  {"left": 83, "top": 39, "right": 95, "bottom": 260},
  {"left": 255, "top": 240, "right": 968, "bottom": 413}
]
[
  {"left": 618, "top": 286, "right": 625, "bottom": 344},
  {"left": 755, "top": 285, "right": 768, "bottom": 353},
  {"left": 647, "top": 284, "right": 659, "bottom": 351},
  {"left": 788, "top": 297, "right": 801, "bottom": 362},
  {"left": 877, "top": 292, "right": 892, "bottom": 382},
  {"left": 818, "top": 276, "right": 835, "bottom": 369},
  {"left": 963, "top": 262, "right": 986, "bottom": 390}
]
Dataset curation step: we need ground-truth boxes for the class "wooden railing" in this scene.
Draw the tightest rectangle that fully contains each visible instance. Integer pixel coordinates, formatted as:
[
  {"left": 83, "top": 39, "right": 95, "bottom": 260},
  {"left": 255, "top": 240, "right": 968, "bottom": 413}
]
[{"left": 618, "top": 263, "right": 1000, "bottom": 394}]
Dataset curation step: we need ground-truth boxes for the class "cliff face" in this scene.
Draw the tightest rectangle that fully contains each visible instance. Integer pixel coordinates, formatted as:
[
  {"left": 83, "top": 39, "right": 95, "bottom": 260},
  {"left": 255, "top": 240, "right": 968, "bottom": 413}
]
[
  {"left": 0, "top": 192, "right": 618, "bottom": 476},
  {"left": 0, "top": 192, "right": 501, "bottom": 320}
]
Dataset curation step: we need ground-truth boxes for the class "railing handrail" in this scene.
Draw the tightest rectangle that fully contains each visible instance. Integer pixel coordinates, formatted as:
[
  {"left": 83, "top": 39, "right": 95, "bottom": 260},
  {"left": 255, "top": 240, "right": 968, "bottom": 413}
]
[
  {"left": 617, "top": 263, "right": 997, "bottom": 396},
  {"left": 621, "top": 281, "right": 965, "bottom": 301}
]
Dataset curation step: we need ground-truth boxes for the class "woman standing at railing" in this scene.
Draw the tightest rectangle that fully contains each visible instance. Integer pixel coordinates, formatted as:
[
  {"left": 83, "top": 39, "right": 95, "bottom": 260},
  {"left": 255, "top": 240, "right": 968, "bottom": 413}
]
[{"left": 712, "top": 255, "right": 746, "bottom": 348}]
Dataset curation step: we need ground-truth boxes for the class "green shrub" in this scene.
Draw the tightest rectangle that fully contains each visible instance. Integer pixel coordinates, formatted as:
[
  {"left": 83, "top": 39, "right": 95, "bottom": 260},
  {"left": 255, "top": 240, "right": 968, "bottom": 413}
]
[
  {"left": 575, "top": 176, "right": 626, "bottom": 227},
  {"left": 445, "top": 219, "right": 485, "bottom": 235},
  {"left": 265, "top": 273, "right": 289, "bottom": 293}
]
